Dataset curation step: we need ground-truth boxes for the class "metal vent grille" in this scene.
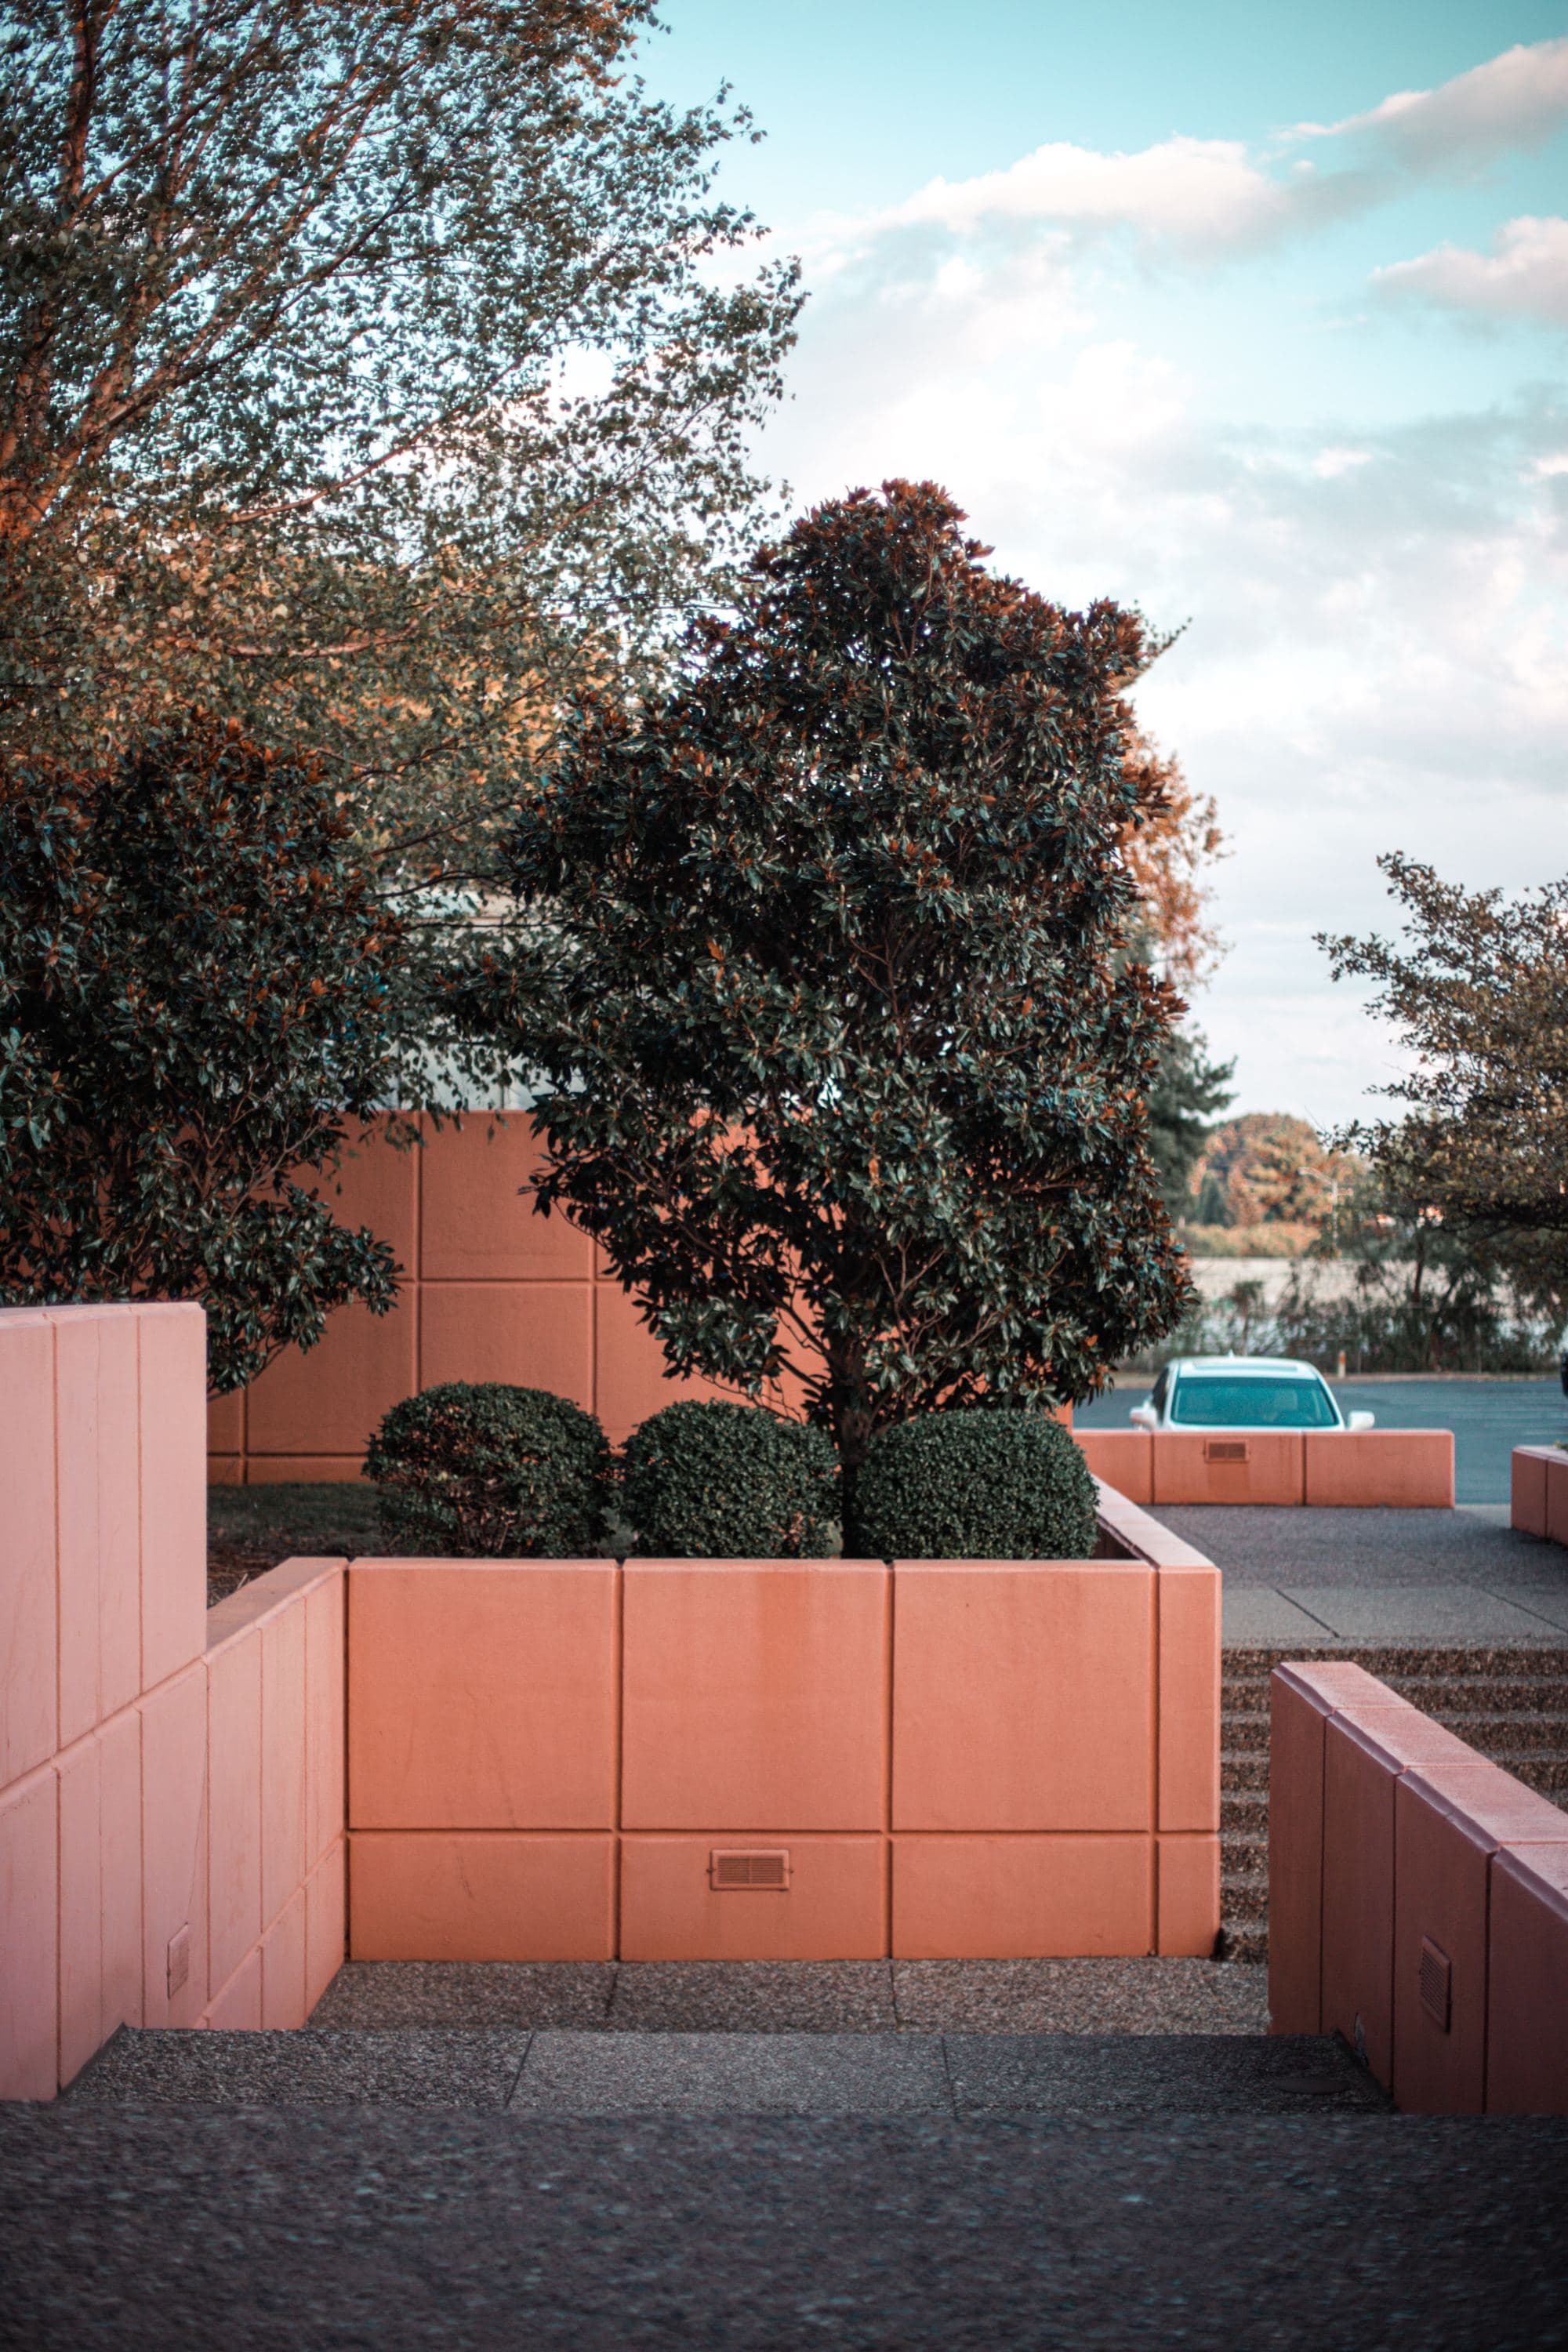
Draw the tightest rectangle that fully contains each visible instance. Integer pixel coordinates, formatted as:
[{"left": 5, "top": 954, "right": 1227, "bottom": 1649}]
[
  {"left": 1204, "top": 1439, "right": 1250, "bottom": 1464},
  {"left": 710, "top": 1848, "right": 791, "bottom": 1891},
  {"left": 1418, "top": 1935, "right": 1452, "bottom": 2031}
]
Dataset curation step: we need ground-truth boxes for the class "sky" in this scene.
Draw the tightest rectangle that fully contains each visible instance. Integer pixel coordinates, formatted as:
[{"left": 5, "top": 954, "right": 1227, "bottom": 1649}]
[{"left": 637, "top": 3, "right": 1568, "bottom": 1130}]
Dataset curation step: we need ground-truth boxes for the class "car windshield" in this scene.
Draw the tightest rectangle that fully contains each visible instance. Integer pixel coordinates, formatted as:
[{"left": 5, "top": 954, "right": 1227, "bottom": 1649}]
[{"left": 1168, "top": 1374, "right": 1339, "bottom": 1429}]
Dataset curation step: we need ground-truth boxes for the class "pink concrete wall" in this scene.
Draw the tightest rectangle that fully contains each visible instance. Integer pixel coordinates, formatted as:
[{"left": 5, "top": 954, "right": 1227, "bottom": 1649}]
[
  {"left": 1077, "top": 1427, "right": 1454, "bottom": 1508},
  {"left": 343, "top": 1479, "right": 1221, "bottom": 1964},
  {"left": 1267, "top": 1658, "right": 1568, "bottom": 2113},
  {"left": 209, "top": 1116, "right": 797, "bottom": 1481},
  {"left": 0, "top": 1305, "right": 345, "bottom": 2100},
  {"left": 1512, "top": 1445, "right": 1568, "bottom": 1545}
]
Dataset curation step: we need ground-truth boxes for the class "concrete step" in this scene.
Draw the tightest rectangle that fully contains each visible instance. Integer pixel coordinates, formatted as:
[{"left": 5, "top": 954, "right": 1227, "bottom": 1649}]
[{"left": 67, "top": 2026, "right": 1389, "bottom": 2118}]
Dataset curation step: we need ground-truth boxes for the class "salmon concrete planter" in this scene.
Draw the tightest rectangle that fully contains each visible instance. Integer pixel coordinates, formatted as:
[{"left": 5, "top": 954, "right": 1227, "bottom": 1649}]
[
  {"left": 1512, "top": 1445, "right": 1568, "bottom": 1545},
  {"left": 1078, "top": 1427, "right": 1454, "bottom": 1508},
  {"left": 1268, "top": 1660, "right": 1568, "bottom": 2114},
  {"left": 343, "top": 1483, "right": 1221, "bottom": 1965}
]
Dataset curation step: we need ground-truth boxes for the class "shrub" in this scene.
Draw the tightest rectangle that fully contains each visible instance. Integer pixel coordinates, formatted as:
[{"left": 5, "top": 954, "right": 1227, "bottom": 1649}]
[
  {"left": 619, "top": 1401, "right": 840, "bottom": 1558},
  {"left": 365, "top": 1382, "right": 608, "bottom": 1557},
  {"left": 853, "top": 1408, "right": 1098, "bottom": 1560}
]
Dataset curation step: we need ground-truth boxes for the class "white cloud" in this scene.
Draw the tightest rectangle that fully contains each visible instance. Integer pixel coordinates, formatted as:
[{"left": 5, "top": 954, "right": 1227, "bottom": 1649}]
[
  {"left": 1312, "top": 37, "right": 1568, "bottom": 169},
  {"left": 1375, "top": 216, "right": 1568, "bottom": 329},
  {"left": 871, "top": 136, "right": 1298, "bottom": 255}
]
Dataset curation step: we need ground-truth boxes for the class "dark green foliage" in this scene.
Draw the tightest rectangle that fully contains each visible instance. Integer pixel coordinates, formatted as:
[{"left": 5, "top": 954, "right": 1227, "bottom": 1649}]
[
  {"left": 0, "top": 715, "right": 412, "bottom": 1390},
  {"left": 1146, "top": 1027, "right": 1234, "bottom": 1220},
  {"left": 473, "top": 481, "right": 1192, "bottom": 1475},
  {"left": 365, "top": 1382, "right": 608, "bottom": 1557},
  {"left": 853, "top": 1408, "right": 1099, "bottom": 1561},
  {"left": 619, "top": 1401, "right": 840, "bottom": 1558}
]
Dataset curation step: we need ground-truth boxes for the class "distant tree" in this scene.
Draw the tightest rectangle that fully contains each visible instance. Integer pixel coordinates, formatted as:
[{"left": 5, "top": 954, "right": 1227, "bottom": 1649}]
[
  {"left": 470, "top": 481, "right": 1192, "bottom": 1479},
  {"left": 1322, "top": 855, "right": 1568, "bottom": 1320},
  {"left": 0, "top": 714, "right": 431, "bottom": 1390},
  {"left": 0, "top": 1, "right": 798, "bottom": 869},
  {"left": 1188, "top": 1112, "right": 1352, "bottom": 1233},
  {"left": 1146, "top": 1028, "right": 1235, "bottom": 1221}
]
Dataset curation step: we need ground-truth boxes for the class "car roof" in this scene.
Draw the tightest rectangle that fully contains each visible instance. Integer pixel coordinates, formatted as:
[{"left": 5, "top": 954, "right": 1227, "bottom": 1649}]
[{"left": 1167, "top": 1356, "right": 1324, "bottom": 1378}]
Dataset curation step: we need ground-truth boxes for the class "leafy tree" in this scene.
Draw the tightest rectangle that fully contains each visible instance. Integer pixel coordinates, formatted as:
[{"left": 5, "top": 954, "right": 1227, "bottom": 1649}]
[
  {"left": 473, "top": 480, "right": 1191, "bottom": 1475},
  {"left": 0, "top": 713, "right": 429, "bottom": 1389},
  {"left": 1322, "top": 855, "right": 1568, "bottom": 1322},
  {"left": 1, "top": 1, "right": 798, "bottom": 869},
  {"left": 1146, "top": 1027, "right": 1234, "bottom": 1222}
]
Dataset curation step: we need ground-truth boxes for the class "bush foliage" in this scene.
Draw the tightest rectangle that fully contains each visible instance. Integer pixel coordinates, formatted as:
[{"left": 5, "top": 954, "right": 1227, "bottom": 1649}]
[
  {"left": 475, "top": 481, "right": 1191, "bottom": 1483},
  {"left": 365, "top": 1382, "right": 608, "bottom": 1557},
  {"left": 0, "top": 717, "right": 408, "bottom": 1390},
  {"left": 853, "top": 1408, "right": 1098, "bottom": 1561},
  {"left": 619, "top": 1401, "right": 840, "bottom": 1558}
]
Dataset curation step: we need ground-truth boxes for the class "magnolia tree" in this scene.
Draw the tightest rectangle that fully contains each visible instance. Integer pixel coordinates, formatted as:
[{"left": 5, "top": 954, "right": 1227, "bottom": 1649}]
[
  {"left": 0, "top": 716, "right": 444, "bottom": 1389},
  {"left": 474, "top": 481, "right": 1192, "bottom": 1474}
]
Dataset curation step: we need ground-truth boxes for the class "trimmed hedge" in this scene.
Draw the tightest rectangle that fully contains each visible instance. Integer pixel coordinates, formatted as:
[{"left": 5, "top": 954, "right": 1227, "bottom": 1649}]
[
  {"left": 364, "top": 1381, "right": 608, "bottom": 1556},
  {"left": 853, "top": 1408, "right": 1098, "bottom": 1560},
  {"left": 620, "top": 1401, "right": 840, "bottom": 1558}
]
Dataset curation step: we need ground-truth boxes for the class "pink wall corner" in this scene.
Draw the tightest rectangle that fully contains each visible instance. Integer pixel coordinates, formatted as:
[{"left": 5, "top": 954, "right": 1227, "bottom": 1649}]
[
  {"left": 136, "top": 1304, "right": 208, "bottom": 1692},
  {"left": 304, "top": 1574, "right": 347, "bottom": 1872},
  {"left": 304, "top": 1844, "right": 347, "bottom": 2014},
  {"left": 0, "top": 1312, "right": 58, "bottom": 1788},
  {"left": 260, "top": 1604, "right": 307, "bottom": 1930},
  {"left": 1075, "top": 1431, "right": 1153, "bottom": 1504},
  {"left": 1511, "top": 1448, "right": 1549, "bottom": 1538},
  {"left": 892, "top": 1834, "right": 1152, "bottom": 1959},
  {"left": 891, "top": 1564, "right": 1152, "bottom": 1834},
  {"left": 622, "top": 1563, "right": 889, "bottom": 1835},
  {"left": 1156, "top": 1834, "right": 1221, "bottom": 1956},
  {"left": 96, "top": 1708, "right": 143, "bottom": 2049},
  {"left": 348, "top": 1831, "right": 615, "bottom": 1961},
  {"left": 1304, "top": 1430, "right": 1454, "bottom": 1509},
  {"left": 203, "top": 1948, "right": 263, "bottom": 2031},
  {"left": 1394, "top": 1762, "right": 1568, "bottom": 2115},
  {"left": 55, "top": 1735, "right": 103, "bottom": 2088},
  {"left": 260, "top": 1886, "right": 308, "bottom": 2028},
  {"left": 0, "top": 1766, "right": 59, "bottom": 2100},
  {"left": 1152, "top": 1431, "right": 1305, "bottom": 1507},
  {"left": 51, "top": 1309, "right": 141, "bottom": 1745},
  {"left": 349, "top": 1563, "right": 617, "bottom": 1831},
  {"left": 138, "top": 1662, "right": 209, "bottom": 2030},
  {"left": 1156, "top": 1569, "right": 1221, "bottom": 1833},
  {"left": 205, "top": 1628, "right": 263, "bottom": 1997},
  {"left": 1265, "top": 1666, "right": 1359, "bottom": 2036},
  {"left": 619, "top": 1835, "right": 886, "bottom": 1961},
  {"left": 1486, "top": 1843, "right": 1568, "bottom": 2114},
  {"left": 1546, "top": 1454, "right": 1568, "bottom": 1549}
]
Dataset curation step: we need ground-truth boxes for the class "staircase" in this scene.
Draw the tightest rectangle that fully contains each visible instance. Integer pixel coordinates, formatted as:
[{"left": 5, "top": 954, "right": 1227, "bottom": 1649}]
[{"left": 1221, "top": 1645, "right": 1568, "bottom": 1962}]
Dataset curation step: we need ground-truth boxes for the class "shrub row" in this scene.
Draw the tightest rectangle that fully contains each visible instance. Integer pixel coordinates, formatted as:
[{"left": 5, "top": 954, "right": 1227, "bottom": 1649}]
[{"left": 365, "top": 1385, "right": 1098, "bottom": 1561}]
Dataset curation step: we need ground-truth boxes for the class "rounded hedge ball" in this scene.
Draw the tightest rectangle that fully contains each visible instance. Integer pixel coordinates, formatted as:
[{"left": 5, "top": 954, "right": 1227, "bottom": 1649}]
[
  {"left": 853, "top": 1407, "right": 1097, "bottom": 1560},
  {"left": 620, "top": 1400, "right": 840, "bottom": 1558},
  {"left": 365, "top": 1381, "right": 608, "bottom": 1557}
]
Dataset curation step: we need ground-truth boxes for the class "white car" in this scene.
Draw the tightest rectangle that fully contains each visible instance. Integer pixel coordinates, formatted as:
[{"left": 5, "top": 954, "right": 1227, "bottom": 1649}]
[{"left": 1128, "top": 1355, "right": 1374, "bottom": 1433}]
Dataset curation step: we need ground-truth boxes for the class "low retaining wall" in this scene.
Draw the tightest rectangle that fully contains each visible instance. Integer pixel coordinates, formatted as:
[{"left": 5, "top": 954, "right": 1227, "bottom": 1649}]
[
  {"left": 1512, "top": 1446, "right": 1568, "bottom": 1544},
  {"left": 345, "top": 1483, "right": 1220, "bottom": 1965},
  {"left": 1078, "top": 1428, "right": 1454, "bottom": 1508},
  {"left": 0, "top": 1305, "right": 345, "bottom": 2100},
  {"left": 1268, "top": 1659, "right": 1568, "bottom": 2113}
]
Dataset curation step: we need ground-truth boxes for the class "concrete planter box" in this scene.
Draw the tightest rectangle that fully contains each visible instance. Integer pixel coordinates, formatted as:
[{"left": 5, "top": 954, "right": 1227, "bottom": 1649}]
[
  {"left": 1079, "top": 1427, "right": 1454, "bottom": 1508},
  {"left": 344, "top": 1483, "right": 1221, "bottom": 1965}
]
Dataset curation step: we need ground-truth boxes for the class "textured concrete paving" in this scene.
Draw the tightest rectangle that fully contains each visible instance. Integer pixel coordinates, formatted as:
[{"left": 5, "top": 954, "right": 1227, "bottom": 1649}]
[
  {"left": 310, "top": 1957, "right": 1272, "bottom": 2036},
  {"left": 65, "top": 2027, "right": 532, "bottom": 2108},
  {"left": 510, "top": 2031, "right": 952, "bottom": 2114},
  {"left": 4, "top": 2104, "right": 1565, "bottom": 2350},
  {"left": 940, "top": 2032, "right": 1386, "bottom": 2116},
  {"left": 1138, "top": 1503, "right": 1568, "bottom": 1646}
]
